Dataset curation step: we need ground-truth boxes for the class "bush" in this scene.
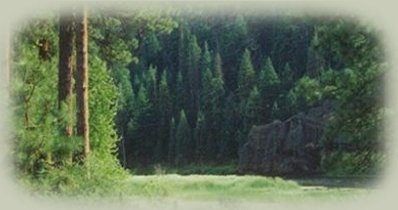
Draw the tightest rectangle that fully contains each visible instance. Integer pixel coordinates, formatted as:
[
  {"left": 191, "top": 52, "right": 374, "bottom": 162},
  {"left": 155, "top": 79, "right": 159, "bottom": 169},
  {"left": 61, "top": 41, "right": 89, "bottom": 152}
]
[
  {"left": 20, "top": 152, "right": 128, "bottom": 197},
  {"left": 321, "top": 151, "right": 385, "bottom": 176}
]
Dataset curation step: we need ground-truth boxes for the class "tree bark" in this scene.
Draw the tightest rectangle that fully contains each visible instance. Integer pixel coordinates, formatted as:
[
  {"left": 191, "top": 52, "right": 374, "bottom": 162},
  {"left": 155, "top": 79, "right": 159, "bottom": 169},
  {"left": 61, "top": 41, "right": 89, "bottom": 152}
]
[
  {"left": 75, "top": 7, "right": 90, "bottom": 158},
  {"left": 58, "top": 13, "right": 74, "bottom": 138}
]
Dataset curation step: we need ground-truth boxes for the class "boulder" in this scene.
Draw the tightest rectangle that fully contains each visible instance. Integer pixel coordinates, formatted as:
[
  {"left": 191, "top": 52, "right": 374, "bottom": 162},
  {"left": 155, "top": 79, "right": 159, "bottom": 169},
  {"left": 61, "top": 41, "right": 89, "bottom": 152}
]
[{"left": 238, "top": 101, "right": 335, "bottom": 176}]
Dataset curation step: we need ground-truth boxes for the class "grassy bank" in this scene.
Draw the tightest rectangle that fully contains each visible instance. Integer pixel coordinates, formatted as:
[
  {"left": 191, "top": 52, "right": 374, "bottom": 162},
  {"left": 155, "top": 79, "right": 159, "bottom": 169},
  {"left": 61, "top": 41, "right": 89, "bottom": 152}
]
[{"left": 123, "top": 175, "right": 370, "bottom": 202}]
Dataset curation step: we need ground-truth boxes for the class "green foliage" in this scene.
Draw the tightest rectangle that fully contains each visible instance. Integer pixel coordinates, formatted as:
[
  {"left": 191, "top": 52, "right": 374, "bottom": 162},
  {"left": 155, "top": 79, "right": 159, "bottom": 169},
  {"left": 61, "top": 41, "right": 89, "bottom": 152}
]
[
  {"left": 316, "top": 19, "right": 386, "bottom": 175},
  {"left": 13, "top": 17, "right": 60, "bottom": 176},
  {"left": 321, "top": 151, "right": 385, "bottom": 176},
  {"left": 306, "top": 32, "right": 325, "bottom": 78},
  {"left": 174, "top": 71, "right": 184, "bottom": 117},
  {"left": 293, "top": 76, "right": 322, "bottom": 106},
  {"left": 175, "top": 110, "right": 192, "bottom": 165},
  {"left": 22, "top": 153, "right": 128, "bottom": 196},
  {"left": 257, "top": 57, "right": 281, "bottom": 123},
  {"left": 142, "top": 32, "right": 162, "bottom": 60},
  {"left": 88, "top": 55, "right": 120, "bottom": 155},
  {"left": 213, "top": 52, "right": 223, "bottom": 81},
  {"left": 244, "top": 86, "right": 262, "bottom": 129},
  {"left": 186, "top": 35, "right": 202, "bottom": 127},
  {"left": 89, "top": 15, "right": 136, "bottom": 68},
  {"left": 200, "top": 41, "right": 212, "bottom": 76},
  {"left": 280, "top": 62, "right": 293, "bottom": 86},
  {"left": 220, "top": 15, "right": 249, "bottom": 91},
  {"left": 258, "top": 57, "right": 280, "bottom": 87},
  {"left": 14, "top": 16, "right": 127, "bottom": 196},
  {"left": 14, "top": 11, "right": 385, "bottom": 185},
  {"left": 155, "top": 71, "right": 173, "bottom": 162},
  {"left": 237, "top": 49, "right": 255, "bottom": 99},
  {"left": 168, "top": 117, "right": 176, "bottom": 162},
  {"left": 132, "top": 10, "right": 179, "bottom": 34},
  {"left": 193, "top": 111, "right": 206, "bottom": 161}
]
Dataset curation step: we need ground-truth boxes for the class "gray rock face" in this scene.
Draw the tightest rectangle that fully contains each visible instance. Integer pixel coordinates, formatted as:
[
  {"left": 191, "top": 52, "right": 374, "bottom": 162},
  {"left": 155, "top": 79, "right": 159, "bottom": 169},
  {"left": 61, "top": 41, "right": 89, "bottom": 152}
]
[{"left": 238, "top": 101, "right": 335, "bottom": 176}]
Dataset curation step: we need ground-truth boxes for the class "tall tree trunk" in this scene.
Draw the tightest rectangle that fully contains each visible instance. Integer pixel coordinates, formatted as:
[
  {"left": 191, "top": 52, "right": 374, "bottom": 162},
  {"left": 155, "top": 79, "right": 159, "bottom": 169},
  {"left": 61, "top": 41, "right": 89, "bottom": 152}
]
[
  {"left": 58, "top": 15, "right": 74, "bottom": 133},
  {"left": 58, "top": 13, "right": 75, "bottom": 164},
  {"left": 75, "top": 7, "right": 90, "bottom": 158}
]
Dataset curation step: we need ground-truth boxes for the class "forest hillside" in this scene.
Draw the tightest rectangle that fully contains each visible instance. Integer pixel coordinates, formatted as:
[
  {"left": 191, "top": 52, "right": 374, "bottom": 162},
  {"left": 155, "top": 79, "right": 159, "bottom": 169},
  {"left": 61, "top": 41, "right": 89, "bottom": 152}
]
[{"left": 10, "top": 6, "right": 386, "bottom": 196}]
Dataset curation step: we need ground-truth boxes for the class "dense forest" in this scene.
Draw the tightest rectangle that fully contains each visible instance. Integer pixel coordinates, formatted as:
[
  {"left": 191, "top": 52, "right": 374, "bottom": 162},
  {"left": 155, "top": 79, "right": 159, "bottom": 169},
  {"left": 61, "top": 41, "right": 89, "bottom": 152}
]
[{"left": 11, "top": 6, "right": 386, "bottom": 195}]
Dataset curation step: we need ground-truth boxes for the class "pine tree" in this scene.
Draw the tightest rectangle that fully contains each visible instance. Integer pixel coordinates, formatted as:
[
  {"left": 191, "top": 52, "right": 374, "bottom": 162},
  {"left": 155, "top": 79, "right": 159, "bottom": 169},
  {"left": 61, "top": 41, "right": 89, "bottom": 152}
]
[
  {"left": 257, "top": 57, "right": 280, "bottom": 123},
  {"left": 175, "top": 110, "right": 192, "bottom": 166},
  {"left": 244, "top": 86, "right": 262, "bottom": 127},
  {"left": 306, "top": 32, "right": 325, "bottom": 78},
  {"left": 213, "top": 52, "right": 224, "bottom": 83},
  {"left": 13, "top": 17, "right": 59, "bottom": 174},
  {"left": 126, "top": 85, "right": 156, "bottom": 165},
  {"left": 193, "top": 111, "right": 206, "bottom": 162},
  {"left": 168, "top": 117, "right": 176, "bottom": 163},
  {"left": 201, "top": 68, "right": 213, "bottom": 112},
  {"left": 220, "top": 93, "right": 240, "bottom": 160},
  {"left": 198, "top": 52, "right": 226, "bottom": 161},
  {"left": 186, "top": 35, "right": 202, "bottom": 128},
  {"left": 146, "top": 65, "right": 158, "bottom": 103},
  {"left": 221, "top": 15, "right": 249, "bottom": 92},
  {"left": 211, "top": 52, "right": 225, "bottom": 106},
  {"left": 237, "top": 49, "right": 255, "bottom": 100},
  {"left": 75, "top": 7, "right": 90, "bottom": 158},
  {"left": 58, "top": 13, "right": 74, "bottom": 164},
  {"left": 241, "top": 86, "right": 262, "bottom": 147},
  {"left": 276, "top": 63, "right": 295, "bottom": 120},
  {"left": 178, "top": 24, "right": 188, "bottom": 78},
  {"left": 258, "top": 57, "right": 280, "bottom": 91},
  {"left": 280, "top": 62, "right": 293, "bottom": 88},
  {"left": 200, "top": 41, "right": 212, "bottom": 92},
  {"left": 155, "top": 70, "right": 172, "bottom": 162},
  {"left": 113, "top": 67, "right": 134, "bottom": 162},
  {"left": 142, "top": 32, "right": 162, "bottom": 65},
  {"left": 174, "top": 71, "right": 184, "bottom": 118}
]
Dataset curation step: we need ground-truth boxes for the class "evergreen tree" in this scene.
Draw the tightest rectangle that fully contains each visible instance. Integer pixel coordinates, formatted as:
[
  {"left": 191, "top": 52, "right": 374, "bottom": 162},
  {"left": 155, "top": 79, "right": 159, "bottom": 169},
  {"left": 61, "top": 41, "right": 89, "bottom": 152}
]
[
  {"left": 58, "top": 13, "right": 75, "bottom": 164},
  {"left": 75, "top": 7, "right": 90, "bottom": 158},
  {"left": 174, "top": 71, "right": 184, "bottom": 118},
  {"left": 213, "top": 52, "right": 224, "bottom": 82},
  {"left": 168, "top": 117, "right": 176, "bottom": 163},
  {"left": 201, "top": 68, "right": 213, "bottom": 112},
  {"left": 306, "top": 32, "right": 325, "bottom": 78},
  {"left": 175, "top": 110, "right": 192, "bottom": 166},
  {"left": 244, "top": 86, "right": 262, "bottom": 128},
  {"left": 208, "top": 52, "right": 226, "bottom": 161},
  {"left": 114, "top": 67, "right": 134, "bottom": 163},
  {"left": 280, "top": 62, "right": 293, "bottom": 87},
  {"left": 237, "top": 49, "right": 255, "bottom": 100},
  {"left": 193, "top": 111, "right": 206, "bottom": 162},
  {"left": 211, "top": 52, "right": 225, "bottom": 106},
  {"left": 126, "top": 85, "right": 156, "bottom": 166},
  {"left": 178, "top": 24, "right": 188, "bottom": 78},
  {"left": 142, "top": 32, "right": 162, "bottom": 65},
  {"left": 276, "top": 63, "right": 295, "bottom": 120},
  {"left": 155, "top": 70, "right": 172, "bottom": 162},
  {"left": 220, "top": 93, "right": 240, "bottom": 160},
  {"left": 58, "top": 13, "right": 74, "bottom": 124},
  {"left": 13, "top": 17, "right": 60, "bottom": 174},
  {"left": 257, "top": 57, "right": 281, "bottom": 123},
  {"left": 186, "top": 35, "right": 202, "bottom": 128},
  {"left": 200, "top": 41, "right": 212, "bottom": 92},
  {"left": 221, "top": 15, "right": 249, "bottom": 91},
  {"left": 145, "top": 65, "right": 158, "bottom": 103}
]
